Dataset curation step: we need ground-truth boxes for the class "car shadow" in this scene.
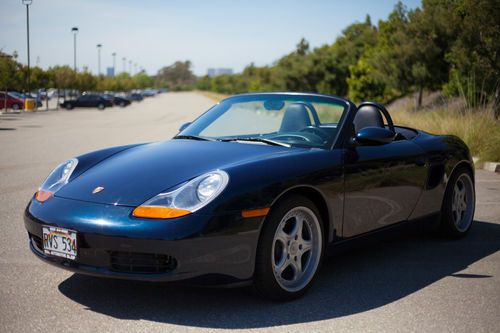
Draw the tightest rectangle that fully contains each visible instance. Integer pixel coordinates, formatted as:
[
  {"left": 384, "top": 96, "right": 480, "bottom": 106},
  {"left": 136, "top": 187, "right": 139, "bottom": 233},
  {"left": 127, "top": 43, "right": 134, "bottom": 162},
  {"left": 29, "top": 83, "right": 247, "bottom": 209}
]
[{"left": 58, "top": 220, "right": 500, "bottom": 329}]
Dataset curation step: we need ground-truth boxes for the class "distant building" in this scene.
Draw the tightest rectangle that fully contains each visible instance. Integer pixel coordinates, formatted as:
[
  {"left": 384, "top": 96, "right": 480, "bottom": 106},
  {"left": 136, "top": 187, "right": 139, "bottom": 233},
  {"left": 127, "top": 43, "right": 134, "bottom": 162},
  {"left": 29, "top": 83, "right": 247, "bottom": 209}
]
[
  {"left": 106, "top": 67, "right": 115, "bottom": 77},
  {"left": 207, "top": 68, "right": 233, "bottom": 77}
]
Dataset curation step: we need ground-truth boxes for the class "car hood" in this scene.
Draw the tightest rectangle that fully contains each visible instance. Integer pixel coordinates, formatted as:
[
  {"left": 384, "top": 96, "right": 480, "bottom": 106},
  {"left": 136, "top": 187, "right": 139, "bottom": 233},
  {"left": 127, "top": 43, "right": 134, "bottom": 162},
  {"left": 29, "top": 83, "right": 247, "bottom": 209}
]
[{"left": 55, "top": 139, "right": 304, "bottom": 206}]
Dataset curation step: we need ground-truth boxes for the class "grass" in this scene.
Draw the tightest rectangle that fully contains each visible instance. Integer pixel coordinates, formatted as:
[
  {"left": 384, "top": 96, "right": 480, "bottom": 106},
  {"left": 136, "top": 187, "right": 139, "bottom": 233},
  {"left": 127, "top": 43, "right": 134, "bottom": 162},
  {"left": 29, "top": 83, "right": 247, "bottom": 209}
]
[
  {"left": 195, "top": 91, "right": 500, "bottom": 162},
  {"left": 391, "top": 106, "right": 500, "bottom": 162},
  {"left": 195, "top": 90, "right": 228, "bottom": 103}
]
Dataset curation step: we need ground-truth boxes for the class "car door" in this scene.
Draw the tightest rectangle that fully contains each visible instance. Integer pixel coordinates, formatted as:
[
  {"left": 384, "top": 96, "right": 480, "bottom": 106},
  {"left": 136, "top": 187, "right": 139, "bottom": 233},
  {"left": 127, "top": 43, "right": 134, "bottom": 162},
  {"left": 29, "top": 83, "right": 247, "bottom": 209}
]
[
  {"left": 342, "top": 107, "right": 427, "bottom": 237},
  {"left": 89, "top": 95, "right": 101, "bottom": 107},
  {"left": 76, "top": 95, "right": 89, "bottom": 107}
]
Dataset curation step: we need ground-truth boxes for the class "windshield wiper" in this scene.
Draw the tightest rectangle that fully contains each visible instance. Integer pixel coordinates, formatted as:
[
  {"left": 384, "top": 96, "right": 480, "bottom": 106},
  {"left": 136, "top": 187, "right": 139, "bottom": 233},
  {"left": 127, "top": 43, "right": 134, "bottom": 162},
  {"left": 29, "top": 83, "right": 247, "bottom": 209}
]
[
  {"left": 221, "top": 137, "right": 290, "bottom": 147},
  {"left": 173, "top": 135, "right": 215, "bottom": 141}
]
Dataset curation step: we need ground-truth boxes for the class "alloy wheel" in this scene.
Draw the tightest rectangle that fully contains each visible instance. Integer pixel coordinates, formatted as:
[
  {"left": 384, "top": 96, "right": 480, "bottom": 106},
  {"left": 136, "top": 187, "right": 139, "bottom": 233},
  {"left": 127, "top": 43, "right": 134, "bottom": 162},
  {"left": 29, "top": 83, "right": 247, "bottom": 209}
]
[
  {"left": 271, "top": 206, "right": 322, "bottom": 292},
  {"left": 451, "top": 173, "right": 474, "bottom": 232}
]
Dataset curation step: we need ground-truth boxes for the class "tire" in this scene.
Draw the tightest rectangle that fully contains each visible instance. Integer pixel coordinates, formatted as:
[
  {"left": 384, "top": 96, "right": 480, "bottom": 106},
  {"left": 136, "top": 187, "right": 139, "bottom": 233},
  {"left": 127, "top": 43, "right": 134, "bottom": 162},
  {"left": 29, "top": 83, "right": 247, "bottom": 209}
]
[
  {"left": 12, "top": 104, "right": 20, "bottom": 110},
  {"left": 65, "top": 104, "right": 73, "bottom": 110},
  {"left": 120, "top": 101, "right": 126, "bottom": 107},
  {"left": 97, "top": 103, "right": 105, "bottom": 110},
  {"left": 255, "top": 195, "right": 324, "bottom": 301},
  {"left": 440, "top": 166, "right": 475, "bottom": 238}
]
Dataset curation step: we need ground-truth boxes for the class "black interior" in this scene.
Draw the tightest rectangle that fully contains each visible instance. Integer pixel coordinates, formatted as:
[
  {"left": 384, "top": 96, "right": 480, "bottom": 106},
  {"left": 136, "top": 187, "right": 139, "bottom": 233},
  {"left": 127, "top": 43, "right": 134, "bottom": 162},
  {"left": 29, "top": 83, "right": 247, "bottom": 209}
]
[
  {"left": 280, "top": 104, "right": 312, "bottom": 132},
  {"left": 353, "top": 105, "right": 385, "bottom": 132}
]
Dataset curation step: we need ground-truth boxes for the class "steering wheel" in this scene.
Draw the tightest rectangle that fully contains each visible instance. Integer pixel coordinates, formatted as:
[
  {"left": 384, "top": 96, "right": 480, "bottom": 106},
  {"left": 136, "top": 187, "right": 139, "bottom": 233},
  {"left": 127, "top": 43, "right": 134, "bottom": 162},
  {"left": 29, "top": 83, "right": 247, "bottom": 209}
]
[
  {"left": 298, "top": 126, "right": 330, "bottom": 141},
  {"left": 271, "top": 133, "right": 312, "bottom": 142}
]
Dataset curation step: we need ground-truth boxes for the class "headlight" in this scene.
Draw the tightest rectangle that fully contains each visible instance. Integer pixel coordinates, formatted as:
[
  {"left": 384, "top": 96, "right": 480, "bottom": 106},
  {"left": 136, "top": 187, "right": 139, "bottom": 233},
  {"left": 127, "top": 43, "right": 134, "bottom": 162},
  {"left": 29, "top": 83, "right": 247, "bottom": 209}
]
[
  {"left": 35, "top": 158, "right": 78, "bottom": 202},
  {"left": 132, "top": 170, "right": 229, "bottom": 219}
]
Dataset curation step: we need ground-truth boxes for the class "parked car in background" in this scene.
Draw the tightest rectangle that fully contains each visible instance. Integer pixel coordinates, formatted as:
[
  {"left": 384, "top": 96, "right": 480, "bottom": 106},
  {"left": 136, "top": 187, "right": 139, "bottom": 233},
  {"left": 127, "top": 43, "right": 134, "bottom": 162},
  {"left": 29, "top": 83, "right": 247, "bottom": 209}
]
[
  {"left": 60, "top": 94, "right": 113, "bottom": 110},
  {"left": 101, "top": 94, "right": 131, "bottom": 107},
  {"left": 141, "top": 89, "right": 157, "bottom": 97},
  {"left": 9, "top": 91, "right": 43, "bottom": 108},
  {"left": 0, "top": 92, "right": 25, "bottom": 110},
  {"left": 128, "top": 92, "right": 144, "bottom": 102}
]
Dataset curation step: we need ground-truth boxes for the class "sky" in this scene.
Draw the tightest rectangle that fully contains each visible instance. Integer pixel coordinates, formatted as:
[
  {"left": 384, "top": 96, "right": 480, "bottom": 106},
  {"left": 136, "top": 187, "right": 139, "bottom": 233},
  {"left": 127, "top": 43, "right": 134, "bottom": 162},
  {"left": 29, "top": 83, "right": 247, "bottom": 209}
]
[{"left": 0, "top": 0, "right": 421, "bottom": 76}]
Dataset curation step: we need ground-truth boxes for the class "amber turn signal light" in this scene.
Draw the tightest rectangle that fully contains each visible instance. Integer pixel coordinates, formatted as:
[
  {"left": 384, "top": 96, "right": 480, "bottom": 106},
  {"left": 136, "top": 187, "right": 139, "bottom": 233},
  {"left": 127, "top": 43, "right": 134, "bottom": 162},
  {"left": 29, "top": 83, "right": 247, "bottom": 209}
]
[
  {"left": 132, "top": 206, "right": 191, "bottom": 219},
  {"left": 35, "top": 190, "right": 53, "bottom": 203},
  {"left": 241, "top": 207, "right": 270, "bottom": 218}
]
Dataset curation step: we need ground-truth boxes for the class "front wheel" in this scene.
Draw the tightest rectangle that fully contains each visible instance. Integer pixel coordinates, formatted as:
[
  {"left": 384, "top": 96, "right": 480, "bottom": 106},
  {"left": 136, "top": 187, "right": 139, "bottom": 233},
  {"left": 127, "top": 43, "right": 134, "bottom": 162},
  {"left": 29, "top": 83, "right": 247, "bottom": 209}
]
[
  {"left": 440, "top": 166, "right": 475, "bottom": 238},
  {"left": 255, "top": 195, "right": 324, "bottom": 301},
  {"left": 97, "top": 103, "right": 105, "bottom": 110},
  {"left": 12, "top": 104, "right": 20, "bottom": 110}
]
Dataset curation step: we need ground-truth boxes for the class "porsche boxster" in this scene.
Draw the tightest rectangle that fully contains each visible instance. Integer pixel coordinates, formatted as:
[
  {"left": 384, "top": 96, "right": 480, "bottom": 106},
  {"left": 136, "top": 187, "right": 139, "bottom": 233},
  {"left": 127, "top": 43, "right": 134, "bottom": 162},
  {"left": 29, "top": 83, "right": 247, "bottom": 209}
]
[{"left": 24, "top": 92, "right": 475, "bottom": 301}]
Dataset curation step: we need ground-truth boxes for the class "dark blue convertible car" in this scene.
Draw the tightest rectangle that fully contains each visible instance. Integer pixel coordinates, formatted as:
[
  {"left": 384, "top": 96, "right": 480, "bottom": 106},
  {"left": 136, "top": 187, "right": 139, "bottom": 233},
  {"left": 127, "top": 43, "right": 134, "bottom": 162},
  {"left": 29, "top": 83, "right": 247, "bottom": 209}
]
[{"left": 25, "top": 93, "right": 475, "bottom": 300}]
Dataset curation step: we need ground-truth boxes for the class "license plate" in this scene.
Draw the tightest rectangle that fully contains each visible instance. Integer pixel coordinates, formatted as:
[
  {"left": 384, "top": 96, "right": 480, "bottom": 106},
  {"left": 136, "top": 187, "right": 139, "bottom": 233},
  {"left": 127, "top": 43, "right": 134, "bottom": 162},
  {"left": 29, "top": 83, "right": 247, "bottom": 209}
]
[{"left": 42, "top": 226, "right": 77, "bottom": 260}]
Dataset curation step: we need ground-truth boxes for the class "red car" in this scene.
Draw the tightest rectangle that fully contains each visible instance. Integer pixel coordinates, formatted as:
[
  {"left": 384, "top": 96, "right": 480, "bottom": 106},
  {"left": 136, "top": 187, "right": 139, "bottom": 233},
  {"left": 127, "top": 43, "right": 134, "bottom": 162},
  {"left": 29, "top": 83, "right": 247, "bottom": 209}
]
[{"left": 0, "top": 92, "right": 24, "bottom": 110}]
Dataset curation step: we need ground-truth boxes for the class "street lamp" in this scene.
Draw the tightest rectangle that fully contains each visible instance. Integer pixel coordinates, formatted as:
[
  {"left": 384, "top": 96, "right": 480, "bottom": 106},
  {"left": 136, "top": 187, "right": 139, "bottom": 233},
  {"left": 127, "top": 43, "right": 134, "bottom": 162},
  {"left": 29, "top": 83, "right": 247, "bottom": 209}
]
[
  {"left": 134, "top": 62, "right": 138, "bottom": 75},
  {"left": 128, "top": 60, "right": 132, "bottom": 75},
  {"left": 96, "top": 44, "right": 102, "bottom": 75},
  {"left": 22, "top": 0, "right": 33, "bottom": 93},
  {"left": 71, "top": 27, "right": 78, "bottom": 71},
  {"left": 111, "top": 52, "right": 116, "bottom": 77},
  {"left": 122, "top": 57, "right": 126, "bottom": 74}
]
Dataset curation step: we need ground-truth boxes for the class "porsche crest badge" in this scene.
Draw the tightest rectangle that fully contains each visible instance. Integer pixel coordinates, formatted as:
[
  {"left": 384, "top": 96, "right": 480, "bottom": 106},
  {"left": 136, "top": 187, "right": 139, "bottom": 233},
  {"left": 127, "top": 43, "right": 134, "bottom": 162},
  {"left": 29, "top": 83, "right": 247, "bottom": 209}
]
[{"left": 92, "top": 186, "right": 104, "bottom": 194}]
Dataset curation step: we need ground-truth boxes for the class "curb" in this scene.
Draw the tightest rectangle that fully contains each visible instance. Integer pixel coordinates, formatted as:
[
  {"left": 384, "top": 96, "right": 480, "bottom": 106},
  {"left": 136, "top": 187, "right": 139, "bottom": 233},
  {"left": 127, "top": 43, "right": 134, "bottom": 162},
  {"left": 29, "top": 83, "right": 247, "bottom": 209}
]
[{"left": 483, "top": 162, "right": 500, "bottom": 173}]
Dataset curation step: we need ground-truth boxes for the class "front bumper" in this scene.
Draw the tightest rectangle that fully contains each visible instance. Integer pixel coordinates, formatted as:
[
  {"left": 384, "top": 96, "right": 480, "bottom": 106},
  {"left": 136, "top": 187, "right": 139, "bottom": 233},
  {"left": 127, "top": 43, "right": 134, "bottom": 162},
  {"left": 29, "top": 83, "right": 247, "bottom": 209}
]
[{"left": 24, "top": 196, "right": 263, "bottom": 284}]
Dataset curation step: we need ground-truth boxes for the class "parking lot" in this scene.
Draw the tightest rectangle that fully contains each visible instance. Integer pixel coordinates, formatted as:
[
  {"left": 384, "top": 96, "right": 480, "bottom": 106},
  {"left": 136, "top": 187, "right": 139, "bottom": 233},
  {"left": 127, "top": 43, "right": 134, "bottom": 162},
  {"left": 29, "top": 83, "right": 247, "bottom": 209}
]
[{"left": 1, "top": 92, "right": 499, "bottom": 332}]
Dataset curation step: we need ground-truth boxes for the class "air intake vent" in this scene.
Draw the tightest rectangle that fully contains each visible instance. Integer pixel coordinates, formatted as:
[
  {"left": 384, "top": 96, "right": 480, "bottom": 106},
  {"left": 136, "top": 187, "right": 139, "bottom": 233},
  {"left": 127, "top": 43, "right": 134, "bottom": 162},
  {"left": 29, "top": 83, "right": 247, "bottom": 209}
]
[{"left": 109, "top": 251, "right": 177, "bottom": 274}]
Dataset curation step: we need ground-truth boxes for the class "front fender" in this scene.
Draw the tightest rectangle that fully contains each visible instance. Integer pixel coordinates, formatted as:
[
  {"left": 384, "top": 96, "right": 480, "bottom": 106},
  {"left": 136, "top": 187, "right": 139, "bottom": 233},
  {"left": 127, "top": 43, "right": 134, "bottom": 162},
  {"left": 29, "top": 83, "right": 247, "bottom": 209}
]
[{"left": 71, "top": 143, "right": 146, "bottom": 181}]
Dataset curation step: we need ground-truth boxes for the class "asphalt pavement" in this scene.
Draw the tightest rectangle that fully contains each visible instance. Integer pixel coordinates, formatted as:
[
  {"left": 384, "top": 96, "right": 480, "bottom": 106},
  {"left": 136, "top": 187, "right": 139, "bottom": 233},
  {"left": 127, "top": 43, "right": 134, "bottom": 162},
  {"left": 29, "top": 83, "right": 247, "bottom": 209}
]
[{"left": 1, "top": 92, "right": 499, "bottom": 333}]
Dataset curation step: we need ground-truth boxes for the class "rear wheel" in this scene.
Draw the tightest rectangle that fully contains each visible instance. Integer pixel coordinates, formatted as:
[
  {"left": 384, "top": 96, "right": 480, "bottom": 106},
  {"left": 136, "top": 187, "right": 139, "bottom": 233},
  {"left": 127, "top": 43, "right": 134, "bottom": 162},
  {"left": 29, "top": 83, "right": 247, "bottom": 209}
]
[
  {"left": 12, "top": 104, "right": 20, "bottom": 110},
  {"left": 440, "top": 166, "right": 475, "bottom": 238},
  {"left": 255, "top": 195, "right": 324, "bottom": 301},
  {"left": 97, "top": 103, "right": 105, "bottom": 110},
  {"left": 65, "top": 104, "right": 73, "bottom": 110}
]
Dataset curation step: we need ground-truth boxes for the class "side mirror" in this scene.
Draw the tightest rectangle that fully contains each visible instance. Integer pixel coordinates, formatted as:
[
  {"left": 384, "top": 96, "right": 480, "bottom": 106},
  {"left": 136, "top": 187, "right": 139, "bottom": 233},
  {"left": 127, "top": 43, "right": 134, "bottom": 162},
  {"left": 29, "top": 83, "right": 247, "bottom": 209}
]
[
  {"left": 353, "top": 127, "right": 395, "bottom": 146},
  {"left": 178, "top": 122, "right": 191, "bottom": 132}
]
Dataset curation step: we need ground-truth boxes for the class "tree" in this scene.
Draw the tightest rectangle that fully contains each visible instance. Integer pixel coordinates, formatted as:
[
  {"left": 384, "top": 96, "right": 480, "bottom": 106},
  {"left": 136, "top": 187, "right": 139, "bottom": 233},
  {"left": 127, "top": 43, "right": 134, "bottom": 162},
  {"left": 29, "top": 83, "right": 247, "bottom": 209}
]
[
  {"left": 155, "top": 61, "right": 196, "bottom": 91},
  {"left": 133, "top": 71, "right": 154, "bottom": 89},
  {"left": 275, "top": 38, "right": 316, "bottom": 92},
  {"left": 324, "top": 15, "right": 378, "bottom": 96},
  {"left": 48, "top": 66, "right": 76, "bottom": 91},
  {"left": 347, "top": 55, "right": 387, "bottom": 103},
  {"left": 443, "top": 0, "right": 500, "bottom": 114},
  {"left": 76, "top": 68, "right": 96, "bottom": 92},
  {"left": 0, "top": 51, "right": 22, "bottom": 110}
]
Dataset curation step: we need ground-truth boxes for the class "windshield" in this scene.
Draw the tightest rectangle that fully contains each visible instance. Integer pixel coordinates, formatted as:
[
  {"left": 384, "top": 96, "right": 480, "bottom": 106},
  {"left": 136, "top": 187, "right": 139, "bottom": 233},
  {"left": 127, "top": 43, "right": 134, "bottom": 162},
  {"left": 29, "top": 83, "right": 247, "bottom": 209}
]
[
  {"left": 9, "top": 92, "right": 25, "bottom": 99},
  {"left": 178, "top": 94, "right": 348, "bottom": 149}
]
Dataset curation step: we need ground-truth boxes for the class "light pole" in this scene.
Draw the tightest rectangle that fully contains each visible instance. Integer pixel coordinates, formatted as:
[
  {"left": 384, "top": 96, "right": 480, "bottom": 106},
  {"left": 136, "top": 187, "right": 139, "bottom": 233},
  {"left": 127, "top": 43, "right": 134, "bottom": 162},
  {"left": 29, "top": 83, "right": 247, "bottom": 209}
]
[
  {"left": 22, "top": 0, "right": 32, "bottom": 93},
  {"left": 134, "top": 62, "right": 138, "bottom": 75},
  {"left": 111, "top": 52, "right": 116, "bottom": 76},
  {"left": 122, "top": 57, "right": 126, "bottom": 74},
  {"left": 128, "top": 60, "right": 132, "bottom": 75},
  {"left": 96, "top": 44, "right": 102, "bottom": 75},
  {"left": 71, "top": 27, "right": 78, "bottom": 71}
]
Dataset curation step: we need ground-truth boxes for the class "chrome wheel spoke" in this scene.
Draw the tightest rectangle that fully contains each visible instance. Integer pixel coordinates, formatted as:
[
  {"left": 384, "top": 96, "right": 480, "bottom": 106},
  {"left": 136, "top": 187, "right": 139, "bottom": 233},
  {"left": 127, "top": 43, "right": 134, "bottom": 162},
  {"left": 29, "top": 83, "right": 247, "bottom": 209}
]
[
  {"left": 291, "top": 217, "right": 304, "bottom": 241},
  {"left": 290, "top": 257, "right": 302, "bottom": 279},
  {"left": 276, "top": 229, "right": 291, "bottom": 245},
  {"left": 275, "top": 258, "right": 289, "bottom": 276},
  {"left": 301, "top": 239, "right": 313, "bottom": 253}
]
